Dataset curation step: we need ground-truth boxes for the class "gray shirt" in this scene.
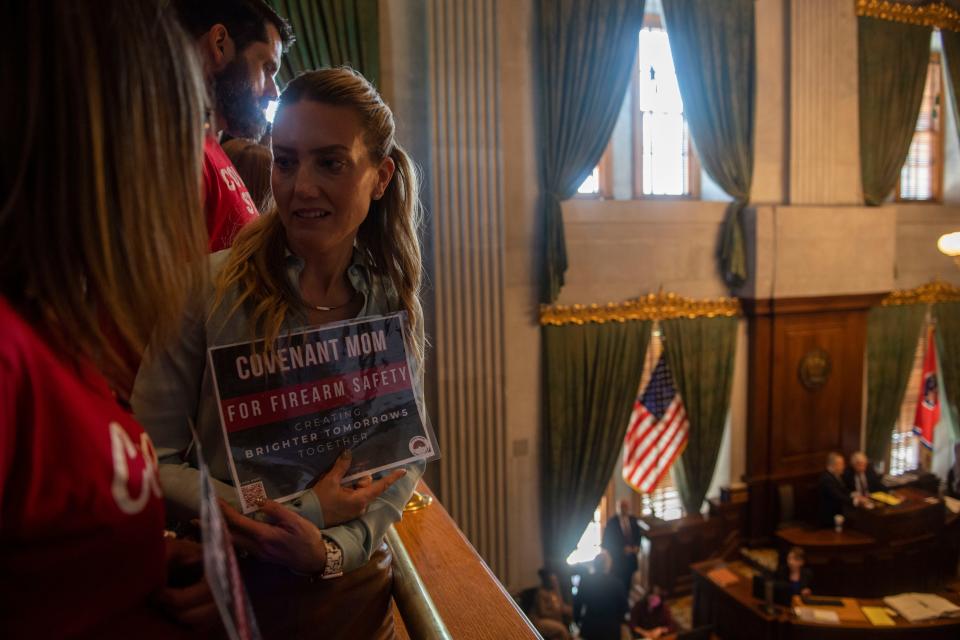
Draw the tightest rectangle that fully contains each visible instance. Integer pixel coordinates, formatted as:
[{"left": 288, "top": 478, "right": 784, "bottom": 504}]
[{"left": 132, "top": 249, "right": 424, "bottom": 573}]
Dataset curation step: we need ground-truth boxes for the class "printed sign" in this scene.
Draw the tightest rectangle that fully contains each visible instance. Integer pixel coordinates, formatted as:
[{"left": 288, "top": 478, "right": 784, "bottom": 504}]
[
  {"left": 207, "top": 312, "right": 436, "bottom": 513},
  {"left": 200, "top": 461, "right": 261, "bottom": 640},
  {"left": 190, "top": 419, "right": 261, "bottom": 640}
]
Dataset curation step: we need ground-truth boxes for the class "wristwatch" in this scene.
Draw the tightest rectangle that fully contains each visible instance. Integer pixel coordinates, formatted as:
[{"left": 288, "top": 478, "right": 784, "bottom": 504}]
[{"left": 318, "top": 536, "right": 343, "bottom": 580}]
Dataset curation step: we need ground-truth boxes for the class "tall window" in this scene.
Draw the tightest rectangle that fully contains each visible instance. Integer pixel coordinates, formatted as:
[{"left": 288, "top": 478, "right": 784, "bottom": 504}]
[
  {"left": 640, "top": 481, "right": 683, "bottom": 520},
  {"left": 898, "top": 53, "right": 943, "bottom": 202},
  {"left": 577, "top": 13, "right": 699, "bottom": 199},
  {"left": 634, "top": 20, "right": 694, "bottom": 196},
  {"left": 889, "top": 319, "right": 930, "bottom": 475}
]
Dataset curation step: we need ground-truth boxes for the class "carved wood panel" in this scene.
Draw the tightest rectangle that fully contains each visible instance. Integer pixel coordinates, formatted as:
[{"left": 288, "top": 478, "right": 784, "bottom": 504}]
[
  {"left": 771, "top": 313, "right": 862, "bottom": 472},
  {"left": 742, "top": 294, "right": 883, "bottom": 541}
]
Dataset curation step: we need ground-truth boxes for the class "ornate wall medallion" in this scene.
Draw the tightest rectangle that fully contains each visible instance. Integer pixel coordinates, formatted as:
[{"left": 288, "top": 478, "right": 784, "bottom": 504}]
[{"left": 798, "top": 348, "right": 831, "bottom": 391}]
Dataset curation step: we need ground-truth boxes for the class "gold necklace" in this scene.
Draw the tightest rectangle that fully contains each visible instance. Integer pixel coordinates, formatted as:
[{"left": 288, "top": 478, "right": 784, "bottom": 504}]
[{"left": 305, "top": 289, "right": 356, "bottom": 312}]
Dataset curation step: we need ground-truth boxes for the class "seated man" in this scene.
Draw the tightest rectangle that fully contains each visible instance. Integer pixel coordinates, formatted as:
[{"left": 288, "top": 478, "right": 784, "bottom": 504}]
[
  {"left": 817, "top": 451, "right": 866, "bottom": 527},
  {"left": 843, "top": 451, "right": 884, "bottom": 498}
]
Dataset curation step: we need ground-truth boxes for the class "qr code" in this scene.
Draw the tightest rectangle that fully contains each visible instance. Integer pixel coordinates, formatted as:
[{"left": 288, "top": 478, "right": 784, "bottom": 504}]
[{"left": 240, "top": 481, "right": 267, "bottom": 511}]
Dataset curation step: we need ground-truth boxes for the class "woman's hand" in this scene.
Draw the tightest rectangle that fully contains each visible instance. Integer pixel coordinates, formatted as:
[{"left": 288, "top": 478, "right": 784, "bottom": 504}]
[
  {"left": 220, "top": 499, "right": 327, "bottom": 574},
  {"left": 155, "top": 538, "right": 220, "bottom": 629},
  {"left": 311, "top": 450, "right": 407, "bottom": 526}
]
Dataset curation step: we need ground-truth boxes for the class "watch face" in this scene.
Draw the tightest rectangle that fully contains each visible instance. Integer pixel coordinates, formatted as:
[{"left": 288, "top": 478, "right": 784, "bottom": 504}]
[{"left": 320, "top": 538, "right": 344, "bottom": 579}]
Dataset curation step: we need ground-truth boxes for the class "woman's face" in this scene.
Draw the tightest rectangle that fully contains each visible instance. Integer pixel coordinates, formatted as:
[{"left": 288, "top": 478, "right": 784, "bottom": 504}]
[{"left": 271, "top": 100, "right": 394, "bottom": 258}]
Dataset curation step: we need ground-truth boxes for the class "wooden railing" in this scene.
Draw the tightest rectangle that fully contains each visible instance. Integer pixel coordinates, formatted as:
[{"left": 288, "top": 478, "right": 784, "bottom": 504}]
[{"left": 389, "top": 483, "right": 541, "bottom": 639}]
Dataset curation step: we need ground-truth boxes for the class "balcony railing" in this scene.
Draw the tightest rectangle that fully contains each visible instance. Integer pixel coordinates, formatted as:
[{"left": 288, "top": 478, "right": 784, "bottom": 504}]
[{"left": 389, "top": 482, "right": 541, "bottom": 639}]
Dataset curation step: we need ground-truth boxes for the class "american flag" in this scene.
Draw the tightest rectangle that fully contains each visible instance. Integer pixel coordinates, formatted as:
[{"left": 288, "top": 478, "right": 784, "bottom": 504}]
[{"left": 622, "top": 354, "right": 689, "bottom": 494}]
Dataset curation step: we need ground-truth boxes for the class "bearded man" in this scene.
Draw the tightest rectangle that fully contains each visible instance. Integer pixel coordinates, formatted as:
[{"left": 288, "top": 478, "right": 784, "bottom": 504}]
[{"left": 173, "top": 0, "right": 294, "bottom": 250}]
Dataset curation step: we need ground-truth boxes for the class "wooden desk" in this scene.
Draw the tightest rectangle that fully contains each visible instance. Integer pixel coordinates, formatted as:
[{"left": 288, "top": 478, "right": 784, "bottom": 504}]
[
  {"left": 777, "top": 527, "right": 875, "bottom": 550},
  {"left": 692, "top": 559, "right": 960, "bottom": 640},
  {"left": 691, "top": 560, "right": 778, "bottom": 640},
  {"left": 845, "top": 487, "right": 945, "bottom": 542},
  {"left": 775, "top": 489, "right": 960, "bottom": 597},
  {"left": 637, "top": 512, "right": 724, "bottom": 596},
  {"left": 789, "top": 592, "right": 960, "bottom": 640}
]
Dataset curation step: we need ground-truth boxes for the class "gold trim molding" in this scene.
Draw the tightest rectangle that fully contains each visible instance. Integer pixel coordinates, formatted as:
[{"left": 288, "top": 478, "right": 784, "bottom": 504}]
[
  {"left": 540, "top": 291, "right": 741, "bottom": 326},
  {"left": 881, "top": 280, "right": 960, "bottom": 306},
  {"left": 856, "top": 0, "right": 960, "bottom": 31}
]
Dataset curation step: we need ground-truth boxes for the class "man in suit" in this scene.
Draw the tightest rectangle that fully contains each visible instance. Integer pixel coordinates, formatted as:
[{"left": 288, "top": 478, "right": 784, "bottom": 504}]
[
  {"left": 602, "top": 499, "right": 642, "bottom": 591},
  {"left": 817, "top": 451, "right": 866, "bottom": 528},
  {"left": 573, "top": 552, "right": 628, "bottom": 640},
  {"left": 843, "top": 451, "right": 884, "bottom": 498}
]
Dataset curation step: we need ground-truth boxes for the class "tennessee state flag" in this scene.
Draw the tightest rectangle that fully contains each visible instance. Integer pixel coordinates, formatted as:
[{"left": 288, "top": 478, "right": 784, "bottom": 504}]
[{"left": 913, "top": 326, "right": 940, "bottom": 449}]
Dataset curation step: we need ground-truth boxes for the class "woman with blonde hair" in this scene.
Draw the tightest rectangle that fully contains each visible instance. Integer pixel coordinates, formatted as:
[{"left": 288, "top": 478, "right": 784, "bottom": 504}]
[
  {"left": 133, "top": 67, "right": 426, "bottom": 637},
  {"left": 0, "top": 1, "right": 217, "bottom": 636}
]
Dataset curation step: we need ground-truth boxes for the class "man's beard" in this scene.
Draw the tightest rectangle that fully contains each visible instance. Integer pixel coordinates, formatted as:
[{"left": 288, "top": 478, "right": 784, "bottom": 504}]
[{"left": 214, "top": 58, "right": 268, "bottom": 140}]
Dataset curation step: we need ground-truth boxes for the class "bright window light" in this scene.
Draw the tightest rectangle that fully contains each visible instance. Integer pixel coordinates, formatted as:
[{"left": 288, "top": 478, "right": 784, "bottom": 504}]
[
  {"left": 264, "top": 100, "right": 279, "bottom": 124},
  {"left": 577, "top": 166, "right": 600, "bottom": 195},
  {"left": 566, "top": 508, "right": 602, "bottom": 565},
  {"left": 638, "top": 27, "right": 688, "bottom": 196}
]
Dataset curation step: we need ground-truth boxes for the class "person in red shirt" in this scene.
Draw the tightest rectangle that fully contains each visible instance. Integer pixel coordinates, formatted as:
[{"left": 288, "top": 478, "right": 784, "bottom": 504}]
[
  {"left": 0, "top": 2, "right": 218, "bottom": 636},
  {"left": 172, "top": 0, "right": 295, "bottom": 250}
]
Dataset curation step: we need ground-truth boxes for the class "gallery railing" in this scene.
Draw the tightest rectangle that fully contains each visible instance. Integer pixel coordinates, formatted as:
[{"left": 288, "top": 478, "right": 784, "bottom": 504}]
[{"left": 388, "top": 483, "right": 541, "bottom": 639}]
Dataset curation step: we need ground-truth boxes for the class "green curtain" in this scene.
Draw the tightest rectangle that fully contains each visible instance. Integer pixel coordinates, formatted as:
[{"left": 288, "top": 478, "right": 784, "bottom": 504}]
[
  {"left": 661, "top": 0, "right": 755, "bottom": 289},
  {"left": 858, "top": 16, "right": 931, "bottom": 205},
  {"left": 269, "top": 0, "right": 380, "bottom": 86},
  {"left": 660, "top": 316, "right": 738, "bottom": 514},
  {"left": 536, "top": 0, "right": 646, "bottom": 303},
  {"left": 864, "top": 304, "right": 926, "bottom": 464},
  {"left": 935, "top": 302, "right": 960, "bottom": 440},
  {"left": 942, "top": 30, "right": 960, "bottom": 139},
  {"left": 540, "top": 320, "right": 651, "bottom": 565}
]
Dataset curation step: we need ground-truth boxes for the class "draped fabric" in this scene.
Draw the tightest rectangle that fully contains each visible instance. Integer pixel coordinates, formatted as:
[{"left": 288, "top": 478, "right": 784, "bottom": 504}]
[
  {"left": 865, "top": 304, "right": 927, "bottom": 464},
  {"left": 661, "top": 0, "right": 755, "bottom": 289},
  {"left": 660, "top": 316, "right": 738, "bottom": 514},
  {"left": 858, "top": 16, "right": 931, "bottom": 205},
  {"left": 942, "top": 30, "right": 960, "bottom": 139},
  {"left": 536, "top": 0, "right": 646, "bottom": 303},
  {"left": 935, "top": 302, "right": 960, "bottom": 440},
  {"left": 269, "top": 0, "right": 380, "bottom": 86},
  {"left": 540, "top": 320, "right": 651, "bottom": 565}
]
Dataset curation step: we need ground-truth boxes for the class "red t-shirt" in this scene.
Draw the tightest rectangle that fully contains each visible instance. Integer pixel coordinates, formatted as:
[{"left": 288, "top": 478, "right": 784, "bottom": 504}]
[
  {"left": 0, "top": 298, "right": 184, "bottom": 638},
  {"left": 203, "top": 135, "right": 259, "bottom": 251}
]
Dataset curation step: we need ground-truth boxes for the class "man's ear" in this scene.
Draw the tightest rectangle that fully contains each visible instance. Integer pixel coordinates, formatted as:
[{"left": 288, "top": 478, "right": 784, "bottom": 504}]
[{"left": 202, "top": 24, "right": 235, "bottom": 73}]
